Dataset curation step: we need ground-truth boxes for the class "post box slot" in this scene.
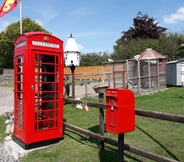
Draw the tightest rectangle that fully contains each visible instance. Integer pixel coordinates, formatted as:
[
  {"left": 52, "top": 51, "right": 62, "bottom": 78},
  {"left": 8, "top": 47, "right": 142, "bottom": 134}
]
[
  {"left": 106, "top": 94, "right": 117, "bottom": 97},
  {"left": 106, "top": 96, "right": 117, "bottom": 105}
]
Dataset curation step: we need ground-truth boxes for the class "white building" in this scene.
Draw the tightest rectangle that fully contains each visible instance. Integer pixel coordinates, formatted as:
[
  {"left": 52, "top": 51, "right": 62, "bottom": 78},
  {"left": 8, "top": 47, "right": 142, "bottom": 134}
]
[
  {"left": 166, "top": 59, "right": 184, "bottom": 86},
  {"left": 64, "top": 34, "right": 81, "bottom": 66}
]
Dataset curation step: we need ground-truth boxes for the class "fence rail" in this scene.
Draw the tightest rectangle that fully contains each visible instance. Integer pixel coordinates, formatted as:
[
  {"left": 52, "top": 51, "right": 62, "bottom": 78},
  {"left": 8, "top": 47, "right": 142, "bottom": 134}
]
[
  {"left": 0, "top": 75, "right": 14, "bottom": 86},
  {"left": 64, "top": 98, "right": 184, "bottom": 124},
  {"left": 64, "top": 122, "right": 178, "bottom": 162},
  {"left": 64, "top": 97, "right": 183, "bottom": 162}
]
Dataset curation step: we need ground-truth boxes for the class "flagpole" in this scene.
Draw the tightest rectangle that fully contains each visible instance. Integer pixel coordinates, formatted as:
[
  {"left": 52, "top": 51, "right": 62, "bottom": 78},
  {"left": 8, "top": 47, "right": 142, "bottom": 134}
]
[{"left": 20, "top": 0, "right": 22, "bottom": 34}]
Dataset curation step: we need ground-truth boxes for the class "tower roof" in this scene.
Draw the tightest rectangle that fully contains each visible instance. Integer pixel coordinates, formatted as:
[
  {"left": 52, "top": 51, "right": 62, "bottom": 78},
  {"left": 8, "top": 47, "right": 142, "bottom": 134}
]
[
  {"left": 64, "top": 34, "right": 80, "bottom": 53},
  {"left": 139, "top": 48, "right": 166, "bottom": 60}
]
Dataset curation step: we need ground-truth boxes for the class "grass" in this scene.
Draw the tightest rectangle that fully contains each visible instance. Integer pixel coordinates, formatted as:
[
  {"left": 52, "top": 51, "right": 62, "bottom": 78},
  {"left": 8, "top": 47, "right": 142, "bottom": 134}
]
[
  {"left": 0, "top": 87, "right": 184, "bottom": 161},
  {"left": 2, "top": 82, "right": 14, "bottom": 87},
  {"left": 0, "top": 115, "right": 7, "bottom": 143}
]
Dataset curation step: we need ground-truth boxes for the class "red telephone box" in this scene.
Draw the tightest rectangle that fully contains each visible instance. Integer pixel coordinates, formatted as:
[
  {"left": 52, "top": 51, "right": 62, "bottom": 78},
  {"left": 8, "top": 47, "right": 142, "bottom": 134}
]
[
  {"left": 106, "top": 88, "right": 135, "bottom": 134},
  {"left": 13, "top": 32, "right": 64, "bottom": 149}
]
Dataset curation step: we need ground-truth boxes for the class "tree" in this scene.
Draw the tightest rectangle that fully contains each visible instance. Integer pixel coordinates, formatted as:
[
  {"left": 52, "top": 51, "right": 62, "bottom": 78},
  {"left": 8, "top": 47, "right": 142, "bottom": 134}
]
[
  {"left": 122, "top": 12, "right": 167, "bottom": 40},
  {"left": 112, "top": 32, "right": 184, "bottom": 61},
  {"left": 112, "top": 12, "right": 168, "bottom": 60},
  {"left": 0, "top": 17, "right": 49, "bottom": 68},
  {"left": 80, "top": 52, "right": 110, "bottom": 66}
]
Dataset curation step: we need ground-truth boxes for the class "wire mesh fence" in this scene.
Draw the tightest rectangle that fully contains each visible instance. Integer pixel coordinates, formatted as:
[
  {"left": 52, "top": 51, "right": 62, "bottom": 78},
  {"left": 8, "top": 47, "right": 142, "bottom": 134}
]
[{"left": 103, "top": 59, "right": 167, "bottom": 96}]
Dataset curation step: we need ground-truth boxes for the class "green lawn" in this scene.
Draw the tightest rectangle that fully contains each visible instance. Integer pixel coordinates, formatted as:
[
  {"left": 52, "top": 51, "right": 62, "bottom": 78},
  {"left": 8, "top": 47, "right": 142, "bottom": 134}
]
[{"left": 0, "top": 87, "right": 184, "bottom": 162}]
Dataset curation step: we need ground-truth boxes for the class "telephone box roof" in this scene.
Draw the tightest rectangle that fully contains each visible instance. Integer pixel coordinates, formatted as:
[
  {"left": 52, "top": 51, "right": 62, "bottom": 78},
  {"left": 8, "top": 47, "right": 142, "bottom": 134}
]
[
  {"left": 64, "top": 34, "right": 80, "bottom": 53},
  {"left": 139, "top": 48, "right": 166, "bottom": 60}
]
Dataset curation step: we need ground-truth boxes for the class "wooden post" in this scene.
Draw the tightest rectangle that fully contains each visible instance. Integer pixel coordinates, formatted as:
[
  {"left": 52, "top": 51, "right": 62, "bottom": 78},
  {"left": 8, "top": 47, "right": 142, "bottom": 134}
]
[
  {"left": 108, "top": 73, "right": 111, "bottom": 87},
  {"left": 157, "top": 59, "right": 160, "bottom": 90},
  {"left": 126, "top": 60, "right": 129, "bottom": 88},
  {"left": 99, "top": 93, "right": 105, "bottom": 150},
  {"left": 84, "top": 74, "right": 87, "bottom": 97},
  {"left": 70, "top": 65, "right": 75, "bottom": 99},
  {"left": 118, "top": 133, "right": 124, "bottom": 162},
  {"left": 113, "top": 63, "right": 115, "bottom": 88},
  {"left": 138, "top": 60, "right": 140, "bottom": 95},
  {"left": 148, "top": 59, "right": 151, "bottom": 92}
]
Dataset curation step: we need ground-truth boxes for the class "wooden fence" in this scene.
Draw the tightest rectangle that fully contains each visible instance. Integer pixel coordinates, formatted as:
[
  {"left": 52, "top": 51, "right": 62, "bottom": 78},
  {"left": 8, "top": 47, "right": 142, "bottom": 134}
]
[
  {"left": 64, "top": 66, "right": 104, "bottom": 80},
  {"left": 64, "top": 97, "right": 184, "bottom": 162}
]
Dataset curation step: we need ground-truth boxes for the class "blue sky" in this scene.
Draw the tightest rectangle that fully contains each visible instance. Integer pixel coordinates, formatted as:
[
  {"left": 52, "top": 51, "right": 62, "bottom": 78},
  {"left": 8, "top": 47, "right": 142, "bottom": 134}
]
[{"left": 0, "top": 0, "right": 184, "bottom": 53}]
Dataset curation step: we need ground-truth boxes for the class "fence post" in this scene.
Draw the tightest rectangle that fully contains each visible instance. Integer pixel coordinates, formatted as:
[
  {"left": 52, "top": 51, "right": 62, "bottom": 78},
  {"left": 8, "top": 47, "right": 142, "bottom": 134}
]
[
  {"left": 84, "top": 74, "right": 87, "bottom": 97},
  {"left": 118, "top": 133, "right": 124, "bottom": 162},
  {"left": 99, "top": 93, "right": 105, "bottom": 150}
]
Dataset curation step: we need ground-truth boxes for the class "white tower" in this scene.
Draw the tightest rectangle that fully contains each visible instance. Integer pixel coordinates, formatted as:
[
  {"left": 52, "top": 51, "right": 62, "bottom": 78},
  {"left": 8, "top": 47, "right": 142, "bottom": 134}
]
[{"left": 64, "top": 34, "right": 81, "bottom": 66}]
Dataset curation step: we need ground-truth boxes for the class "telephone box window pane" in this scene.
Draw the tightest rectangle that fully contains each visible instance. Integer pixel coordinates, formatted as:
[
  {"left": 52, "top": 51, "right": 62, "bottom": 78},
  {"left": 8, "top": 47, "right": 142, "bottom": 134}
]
[
  {"left": 35, "top": 112, "right": 39, "bottom": 120},
  {"left": 17, "top": 83, "right": 23, "bottom": 91},
  {"left": 56, "top": 56, "right": 58, "bottom": 64},
  {"left": 39, "top": 84, "right": 42, "bottom": 91},
  {"left": 18, "top": 111, "right": 23, "bottom": 118},
  {"left": 42, "top": 101, "right": 55, "bottom": 109},
  {"left": 56, "top": 92, "right": 58, "bottom": 100},
  {"left": 15, "top": 119, "right": 23, "bottom": 129},
  {"left": 35, "top": 54, "right": 38, "bottom": 62},
  {"left": 56, "top": 120, "right": 58, "bottom": 127},
  {"left": 35, "top": 122, "right": 38, "bottom": 131},
  {"left": 34, "top": 102, "right": 41, "bottom": 110},
  {"left": 17, "top": 55, "right": 23, "bottom": 63},
  {"left": 18, "top": 101, "right": 23, "bottom": 109},
  {"left": 56, "top": 74, "right": 59, "bottom": 82},
  {"left": 17, "top": 74, "right": 23, "bottom": 82},
  {"left": 42, "top": 92, "right": 55, "bottom": 101},
  {"left": 42, "top": 64, "right": 55, "bottom": 72},
  {"left": 18, "top": 65, "right": 23, "bottom": 72},
  {"left": 35, "top": 64, "right": 39, "bottom": 73},
  {"left": 39, "top": 55, "right": 55, "bottom": 63},
  {"left": 35, "top": 74, "right": 39, "bottom": 82},
  {"left": 56, "top": 110, "right": 58, "bottom": 118},
  {"left": 42, "top": 74, "right": 55, "bottom": 82},
  {"left": 15, "top": 110, "right": 23, "bottom": 119},
  {"left": 45, "top": 111, "right": 55, "bottom": 118},
  {"left": 41, "top": 83, "right": 56, "bottom": 91},
  {"left": 37, "top": 120, "right": 55, "bottom": 130},
  {"left": 17, "top": 92, "right": 23, "bottom": 100}
]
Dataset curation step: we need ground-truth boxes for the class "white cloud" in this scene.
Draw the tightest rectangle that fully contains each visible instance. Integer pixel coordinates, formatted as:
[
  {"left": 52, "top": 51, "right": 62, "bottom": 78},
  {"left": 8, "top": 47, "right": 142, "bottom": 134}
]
[
  {"left": 69, "top": 8, "right": 91, "bottom": 16},
  {"left": 77, "top": 44, "right": 84, "bottom": 51},
  {"left": 35, "top": 19, "right": 44, "bottom": 26},
  {"left": 28, "top": 6, "right": 60, "bottom": 25},
  {"left": 41, "top": 11, "right": 60, "bottom": 24},
  {"left": 163, "top": 6, "right": 184, "bottom": 24},
  {"left": 0, "top": 21, "right": 10, "bottom": 32},
  {"left": 75, "top": 31, "right": 110, "bottom": 38}
]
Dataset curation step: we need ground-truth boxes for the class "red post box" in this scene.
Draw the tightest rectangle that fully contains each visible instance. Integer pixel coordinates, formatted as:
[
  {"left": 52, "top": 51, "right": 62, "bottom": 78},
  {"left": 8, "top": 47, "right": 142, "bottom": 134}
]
[
  {"left": 13, "top": 32, "right": 64, "bottom": 149},
  {"left": 106, "top": 88, "right": 135, "bottom": 134}
]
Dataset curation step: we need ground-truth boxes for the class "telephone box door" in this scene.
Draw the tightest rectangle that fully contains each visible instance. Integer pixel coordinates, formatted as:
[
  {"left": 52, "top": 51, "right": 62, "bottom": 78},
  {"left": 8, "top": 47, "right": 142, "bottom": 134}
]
[{"left": 29, "top": 50, "right": 63, "bottom": 142}]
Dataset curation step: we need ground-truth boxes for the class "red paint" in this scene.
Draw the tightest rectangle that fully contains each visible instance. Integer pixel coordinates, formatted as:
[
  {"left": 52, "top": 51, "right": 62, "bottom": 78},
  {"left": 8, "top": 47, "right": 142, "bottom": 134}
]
[
  {"left": 106, "top": 88, "right": 135, "bottom": 134},
  {"left": 14, "top": 32, "right": 64, "bottom": 144}
]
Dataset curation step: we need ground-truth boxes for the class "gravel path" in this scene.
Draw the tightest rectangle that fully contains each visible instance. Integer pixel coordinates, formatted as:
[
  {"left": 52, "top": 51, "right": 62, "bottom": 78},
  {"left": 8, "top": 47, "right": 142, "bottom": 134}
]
[
  {"left": 0, "top": 144, "right": 19, "bottom": 162},
  {"left": 0, "top": 87, "right": 14, "bottom": 116},
  {"left": 0, "top": 87, "right": 17, "bottom": 162},
  {"left": 0, "top": 84, "right": 97, "bottom": 116}
]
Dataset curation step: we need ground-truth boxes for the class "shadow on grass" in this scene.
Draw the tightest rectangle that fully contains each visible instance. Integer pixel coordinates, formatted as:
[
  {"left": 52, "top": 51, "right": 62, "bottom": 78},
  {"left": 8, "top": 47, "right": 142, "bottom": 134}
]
[
  {"left": 65, "top": 128, "right": 99, "bottom": 148},
  {"left": 65, "top": 124, "right": 144, "bottom": 162},
  {"left": 136, "top": 125, "right": 180, "bottom": 161}
]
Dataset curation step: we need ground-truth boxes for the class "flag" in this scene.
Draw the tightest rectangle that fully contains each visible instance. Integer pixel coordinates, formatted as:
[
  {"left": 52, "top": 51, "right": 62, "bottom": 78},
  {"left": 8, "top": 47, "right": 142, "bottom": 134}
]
[{"left": 0, "top": 0, "right": 18, "bottom": 17}]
